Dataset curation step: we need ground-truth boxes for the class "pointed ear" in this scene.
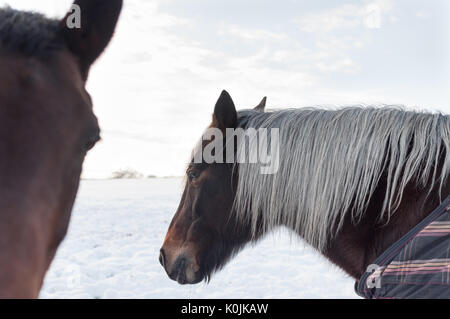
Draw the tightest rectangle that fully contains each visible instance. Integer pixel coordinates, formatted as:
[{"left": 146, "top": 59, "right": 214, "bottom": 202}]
[
  {"left": 213, "top": 90, "right": 238, "bottom": 130},
  {"left": 254, "top": 97, "right": 267, "bottom": 112},
  {"left": 61, "top": 0, "right": 123, "bottom": 79}
]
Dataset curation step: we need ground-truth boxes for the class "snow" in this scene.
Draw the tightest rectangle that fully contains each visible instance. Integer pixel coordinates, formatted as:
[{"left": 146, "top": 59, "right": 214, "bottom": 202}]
[{"left": 40, "top": 179, "right": 359, "bottom": 299}]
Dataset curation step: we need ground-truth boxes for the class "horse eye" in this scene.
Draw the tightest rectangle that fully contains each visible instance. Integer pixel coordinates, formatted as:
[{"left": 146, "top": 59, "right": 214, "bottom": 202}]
[{"left": 188, "top": 171, "right": 198, "bottom": 181}]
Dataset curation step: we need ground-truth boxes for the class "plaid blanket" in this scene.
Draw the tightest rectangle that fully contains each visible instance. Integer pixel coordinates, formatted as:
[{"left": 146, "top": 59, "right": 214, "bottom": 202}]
[{"left": 356, "top": 195, "right": 450, "bottom": 299}]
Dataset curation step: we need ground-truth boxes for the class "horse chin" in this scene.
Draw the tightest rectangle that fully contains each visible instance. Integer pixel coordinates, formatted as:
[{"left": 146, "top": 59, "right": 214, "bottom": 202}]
[
  {"left": 185, "top": 276, "right": 204, "bottom": 285},
  {"left": 169, "top": 260, "right": 204, "bottom": 285},
  {"left": 174, "top": 271, "right": 203, "bottom": 285}
]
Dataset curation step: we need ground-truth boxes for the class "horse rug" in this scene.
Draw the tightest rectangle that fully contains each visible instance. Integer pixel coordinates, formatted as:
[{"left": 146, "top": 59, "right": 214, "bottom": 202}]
[{"left": 356, "top": 195, "right": 450, "bottom": 299}]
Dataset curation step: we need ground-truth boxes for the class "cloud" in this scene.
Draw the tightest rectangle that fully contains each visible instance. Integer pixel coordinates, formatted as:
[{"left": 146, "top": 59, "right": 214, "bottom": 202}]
[
  {"left": 316, "top": 58, "right": 357, "bottom": 73},
  {"left": 416, "top": 10, "right": 432, "bottom": 20},
  {"left": 218, "top": 24, "right": 288, "bottom": 41}
]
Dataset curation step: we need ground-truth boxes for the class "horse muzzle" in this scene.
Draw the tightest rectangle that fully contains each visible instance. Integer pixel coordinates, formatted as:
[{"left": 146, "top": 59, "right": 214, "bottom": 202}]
[{"left": 159, "top": 248, "right": 202, "bottom": 285}]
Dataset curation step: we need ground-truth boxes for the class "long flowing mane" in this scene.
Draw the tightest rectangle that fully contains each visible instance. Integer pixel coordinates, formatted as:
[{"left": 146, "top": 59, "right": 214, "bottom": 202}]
[{"left": 233, "top": 106, "right": 450, "bottom": 251}]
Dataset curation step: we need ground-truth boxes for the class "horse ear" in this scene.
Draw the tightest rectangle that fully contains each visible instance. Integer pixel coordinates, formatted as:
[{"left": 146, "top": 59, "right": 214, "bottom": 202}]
[
  {"left": 213, "top": 90, "right": 237, "bottom": 130},
  {"left": 254, "top": 97, "right": 267, "bottom": 112},
  {"left": 61, "top": 0, "right": 123, "bottom": 79}
]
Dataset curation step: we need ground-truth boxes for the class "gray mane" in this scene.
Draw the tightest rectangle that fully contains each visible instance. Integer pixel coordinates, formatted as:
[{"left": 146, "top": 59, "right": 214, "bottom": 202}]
[{"left": 233, "top": 106, "right": 450, "bottom": 251}]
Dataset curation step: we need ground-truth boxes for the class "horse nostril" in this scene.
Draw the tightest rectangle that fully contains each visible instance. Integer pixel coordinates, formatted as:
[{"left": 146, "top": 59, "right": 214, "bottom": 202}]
[{"left": 159, "top": 248, "right": 167, "bottom": 268}]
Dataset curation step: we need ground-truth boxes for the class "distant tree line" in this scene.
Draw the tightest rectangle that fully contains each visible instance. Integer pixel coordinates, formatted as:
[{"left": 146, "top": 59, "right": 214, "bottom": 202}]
[{"left": 111, "top": 168, "right": 157, "bottom": 179}]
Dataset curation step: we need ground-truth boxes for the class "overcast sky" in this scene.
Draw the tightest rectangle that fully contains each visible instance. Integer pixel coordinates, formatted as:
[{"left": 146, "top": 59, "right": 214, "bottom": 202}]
[{"left": 2, "top": 0, "right": 449, "bottom": 178}]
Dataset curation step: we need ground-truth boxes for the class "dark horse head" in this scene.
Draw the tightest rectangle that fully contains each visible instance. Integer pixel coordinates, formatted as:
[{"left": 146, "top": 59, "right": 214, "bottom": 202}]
[
  {"left": 0, "top": 0, "right": 122, "bottom": 297},
  {"left": 160, "top": 91, "right": 266, "bottom": 284}
]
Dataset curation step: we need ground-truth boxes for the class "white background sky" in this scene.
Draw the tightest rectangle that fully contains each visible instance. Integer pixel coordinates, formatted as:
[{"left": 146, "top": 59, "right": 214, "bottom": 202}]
[{"left": 2, "top": 0, "right": 449, "bottom": 178}]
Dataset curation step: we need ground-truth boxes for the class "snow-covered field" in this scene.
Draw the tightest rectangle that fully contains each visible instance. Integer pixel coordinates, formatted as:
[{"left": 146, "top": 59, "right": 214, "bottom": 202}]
[{"left": 40, "top": 179, "right": 358, "bottom": 299}]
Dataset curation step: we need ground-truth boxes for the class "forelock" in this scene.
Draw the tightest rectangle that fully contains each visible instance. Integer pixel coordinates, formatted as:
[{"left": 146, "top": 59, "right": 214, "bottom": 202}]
[{"left": 0, "top": 7, "right": 65, "bottom": 58}]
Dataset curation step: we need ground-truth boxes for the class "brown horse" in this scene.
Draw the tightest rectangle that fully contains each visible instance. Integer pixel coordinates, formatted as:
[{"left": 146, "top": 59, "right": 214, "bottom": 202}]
[
  {"left": 0, "top": 0, "right": 122, "bottom": 298},
  {"left": 160, "top": 91, "right": 449, "bottom": 293}
]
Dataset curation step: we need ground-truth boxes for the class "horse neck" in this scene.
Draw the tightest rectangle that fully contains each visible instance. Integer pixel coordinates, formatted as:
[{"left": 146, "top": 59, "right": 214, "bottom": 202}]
[{"left": 321, "top": 176, "right": 449, "bottom": 279}]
